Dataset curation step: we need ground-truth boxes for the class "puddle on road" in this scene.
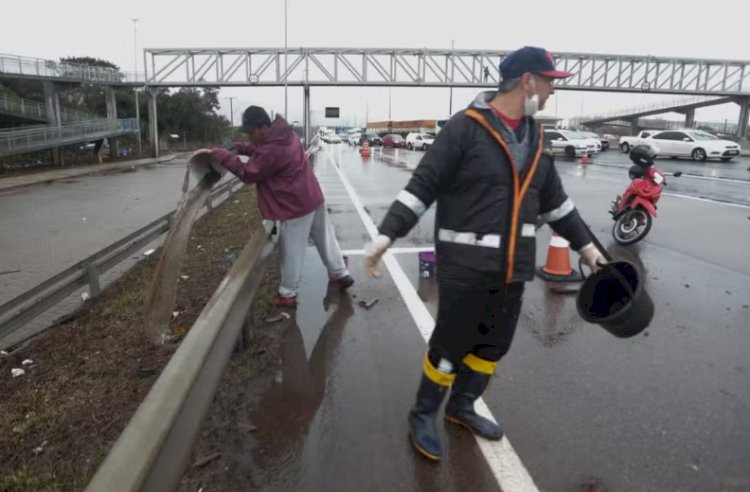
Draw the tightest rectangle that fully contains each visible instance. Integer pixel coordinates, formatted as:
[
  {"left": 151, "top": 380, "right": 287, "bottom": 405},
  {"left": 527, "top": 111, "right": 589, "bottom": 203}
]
[
  {"left": 244, "top": 286, "right": 354, "bottom": 490},
  {"left": 142, "top": 167, "right": 222, "bottom": 344}
]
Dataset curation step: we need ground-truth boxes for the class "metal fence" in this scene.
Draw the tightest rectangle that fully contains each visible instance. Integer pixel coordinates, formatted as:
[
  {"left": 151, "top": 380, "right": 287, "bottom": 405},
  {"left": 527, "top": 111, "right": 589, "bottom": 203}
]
[
  {"left": 0, "top": 118, "right": 138, "bottom": 156},
  {"left": 0, "top": 93, "right": 101, "bottom": 123},
  {"left": 0, "top": 53, "right": 145, "bottom": 84}
]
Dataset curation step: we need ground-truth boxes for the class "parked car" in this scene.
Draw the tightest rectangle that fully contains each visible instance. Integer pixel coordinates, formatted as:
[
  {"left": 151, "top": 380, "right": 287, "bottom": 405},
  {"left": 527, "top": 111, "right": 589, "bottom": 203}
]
[
  {"left": 359, "top": 133, "right": 383, "bottom": 147},
  {"left": 347, "top": 133, "right": 361, "bottom": 146},
  {"left": 543, "top": 129, "right": 591, "bottom": 158},
  {"left": 647, "top": 129, "right": 740, "bottom": 161},
  {"left": 570, "top": 131, "right": 600, "bottom": 155},
  {"left": 382, "top": 134, "right": 407, "bottom": 148},
  {"left": 405, "top": 132, "right": 435, "bottom": 151},
  {"left": 322, "top": 133, "right": 342, "bottom": 144},
  {"left": 619, "top": 130, "right": 659, "bottom": 153},
  {"left": 581, "top": 131, "right": 609, "bottom": 151}
]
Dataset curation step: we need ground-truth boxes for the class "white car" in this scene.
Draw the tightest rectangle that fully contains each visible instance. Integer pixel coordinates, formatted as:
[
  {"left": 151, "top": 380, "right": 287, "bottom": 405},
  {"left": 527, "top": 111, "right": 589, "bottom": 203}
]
[
  {"left": 543, "top": 129, "right": 594, "bottom": 159},
  {"left": 405, "top": 132, "right": 435, "bottom": 151},
  {"left": 323, "top": 133, "right": 342, "bottom": 144},
  {"left": 646, "top": 129, "right": 740, "bottom": 162},
  {"left": 569, "top": 131, "right": 600, "bottom": 155},
  {"left": 348, "top": 133, "right": 361, "bottom": 146}
]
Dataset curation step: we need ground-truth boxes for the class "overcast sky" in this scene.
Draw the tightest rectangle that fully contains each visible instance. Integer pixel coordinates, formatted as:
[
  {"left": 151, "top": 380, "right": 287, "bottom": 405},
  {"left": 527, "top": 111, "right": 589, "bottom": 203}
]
[{"left": 3, "top": 0, "right": 749, "bottom": 127}]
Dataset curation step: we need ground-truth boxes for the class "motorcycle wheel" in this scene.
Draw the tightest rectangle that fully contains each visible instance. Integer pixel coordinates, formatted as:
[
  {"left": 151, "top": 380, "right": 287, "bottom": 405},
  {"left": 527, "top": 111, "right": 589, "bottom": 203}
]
[{"left": 612, "top": 208, "right": 652, "bottom": 245}]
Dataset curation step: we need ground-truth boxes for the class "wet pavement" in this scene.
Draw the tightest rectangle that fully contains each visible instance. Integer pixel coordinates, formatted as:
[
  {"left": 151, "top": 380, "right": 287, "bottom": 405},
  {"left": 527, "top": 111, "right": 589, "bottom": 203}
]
[
  {"left": 242, "top": 251, "right": 504, "bottom": 492},
  {"left": 0, "top": 158, "right": 232, "bottom": 305},
  {"left": 375, "top": 145, "right": 750, "bottom": 207},
  {"left": 240, "top": 144, "right": 750, "bottom": 492}
]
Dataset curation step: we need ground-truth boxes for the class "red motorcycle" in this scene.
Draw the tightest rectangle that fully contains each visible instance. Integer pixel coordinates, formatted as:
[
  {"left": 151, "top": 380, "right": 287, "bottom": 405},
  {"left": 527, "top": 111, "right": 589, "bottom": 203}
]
[{"left": 610, "top": 145, "right": 681, "bottom": 244}]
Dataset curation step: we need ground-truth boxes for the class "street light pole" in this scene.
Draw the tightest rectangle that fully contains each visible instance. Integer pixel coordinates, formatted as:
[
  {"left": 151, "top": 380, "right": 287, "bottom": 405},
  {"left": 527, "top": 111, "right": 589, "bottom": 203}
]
[
  {"left": 223, "top": 96, "right": 236, "bottom": 136},
  {"left": 131, "top": 18, "right": 139, "bottom": 75},
  {"left": 284, "top": 0, "right": 288, "bottom": 118},
  {"left": 131, "top": 18, "right": 142, "bottom": 155},
  {"left": 449, "top": 39, "right": 454, "bottom": 116},
  {"left": 229, "top": 97, "right": 234, "bottom": 127},
  {"left": 388, "top": 87, "right": 392, "bottom": 120}
]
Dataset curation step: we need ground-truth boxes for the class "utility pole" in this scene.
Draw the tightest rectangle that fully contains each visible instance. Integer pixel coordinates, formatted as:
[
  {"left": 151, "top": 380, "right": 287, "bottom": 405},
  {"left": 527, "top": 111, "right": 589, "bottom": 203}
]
[
  {"left": 449, "top": 39, "right": 454, "bottom": 116},
  {"left": 131, "top": 17, "right": 142, "bottom": 155},
  {"left": 284, "top": 0, "right": 288, "bottom": 118}
]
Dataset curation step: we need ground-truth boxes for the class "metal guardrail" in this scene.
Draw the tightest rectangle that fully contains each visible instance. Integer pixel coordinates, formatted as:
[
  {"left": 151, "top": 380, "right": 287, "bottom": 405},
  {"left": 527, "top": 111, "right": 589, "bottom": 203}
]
[
  {"left": 0, "top": 118, "right": 138, "bottom": 156},
  {"left": 0, "top": 93, "right": 45, "bottom": 121},
  {"left": 0, "top": 93, "right": 101, "bottom": 123},
  {"left": 0, "top": 177, "right": 242, "bottom": 346},
  {"left": 86, "top": 221, "right": 275, "bottom": 492},
  {"left": 0, "top": 53, "right": 145, "bottom": 84}
]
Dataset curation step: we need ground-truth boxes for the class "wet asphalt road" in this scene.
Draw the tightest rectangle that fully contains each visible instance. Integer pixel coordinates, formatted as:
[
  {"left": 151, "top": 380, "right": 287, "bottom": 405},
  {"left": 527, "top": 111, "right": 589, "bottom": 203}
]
[
  {"left": 242, "top": 144, "right": 749, "bottom": 492},
  {"left": 0, "top": 158, "right": 228, "bottom": 305},
  {"left": 3, "top": 144, "right": 748, "bottom": 490}
]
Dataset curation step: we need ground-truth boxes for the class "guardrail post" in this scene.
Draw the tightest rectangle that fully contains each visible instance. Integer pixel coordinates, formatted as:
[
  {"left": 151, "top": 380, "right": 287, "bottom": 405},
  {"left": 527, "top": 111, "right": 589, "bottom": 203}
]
[
  {"left": 85, "top": 262, "right": 102, "bottom": 298},
  {"left": 237, "top": 309, "right": 256, "bottom": 352}
]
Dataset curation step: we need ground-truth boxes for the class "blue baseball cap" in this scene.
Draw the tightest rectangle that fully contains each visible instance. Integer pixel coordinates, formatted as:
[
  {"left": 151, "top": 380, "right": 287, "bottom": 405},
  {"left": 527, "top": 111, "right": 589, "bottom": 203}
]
[{"left": 499, "top": 46, "right": 573, "bottom": 80}]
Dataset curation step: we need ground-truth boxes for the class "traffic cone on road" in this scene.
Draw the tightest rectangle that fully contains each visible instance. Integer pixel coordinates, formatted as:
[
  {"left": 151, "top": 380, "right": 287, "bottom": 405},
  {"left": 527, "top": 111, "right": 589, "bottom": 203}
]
[
  {"left": 360, "top": 140, "right": 371, "bottom": 158},
  {"left": 535, "top": 231, "right": 583, "bottom": 282},
  {"left": 581, "top": 153, "right": 590, "bottom": 164}
]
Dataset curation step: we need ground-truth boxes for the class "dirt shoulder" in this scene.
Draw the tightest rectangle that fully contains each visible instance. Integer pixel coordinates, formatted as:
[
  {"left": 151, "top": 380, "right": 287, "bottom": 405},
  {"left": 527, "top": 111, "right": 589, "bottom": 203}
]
[{"left": 0, "top": 184, "right": 278, "bottom": 491}]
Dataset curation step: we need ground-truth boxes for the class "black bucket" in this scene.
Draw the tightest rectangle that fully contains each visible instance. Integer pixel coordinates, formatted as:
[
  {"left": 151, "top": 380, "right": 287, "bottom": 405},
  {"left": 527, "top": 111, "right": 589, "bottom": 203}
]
[{"left": 576, "top": 260, "right": 654, "bottom": 338}]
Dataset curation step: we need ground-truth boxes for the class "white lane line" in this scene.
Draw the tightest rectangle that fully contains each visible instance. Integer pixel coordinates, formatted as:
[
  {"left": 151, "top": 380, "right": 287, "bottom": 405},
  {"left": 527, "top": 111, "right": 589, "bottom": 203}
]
[
  {"left": 557, "top": 169, "right": 750, "bottom": 209},
  {"left": 663, "top": 192, "right": 750, "bottom": 209},
  {"left": 327, "top": 153, "right": 540, "bottom": 492},
  {"left": 341, "top": 249, "right": 366, "bottom": 256},
  {"left": 342, "top": 247, "right": 435, "bottom": 256}
]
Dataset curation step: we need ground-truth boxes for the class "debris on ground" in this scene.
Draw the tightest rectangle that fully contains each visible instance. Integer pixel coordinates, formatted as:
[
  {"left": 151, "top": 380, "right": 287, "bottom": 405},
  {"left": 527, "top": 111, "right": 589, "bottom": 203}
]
[
  {"left": 265, "top": 312, "right": 291, "bottom": 324},
  {"left": 0, "top": 186, "right": 275, "bottom": 490},
  {"left": 191, "top": 452, "right": 221, "bottom": 469},
  {"left": 237, "top": 422, "right": 258, "bottom": 434},
  {"left": 358, "top": 298, "right": 379, "bottom": 310}
]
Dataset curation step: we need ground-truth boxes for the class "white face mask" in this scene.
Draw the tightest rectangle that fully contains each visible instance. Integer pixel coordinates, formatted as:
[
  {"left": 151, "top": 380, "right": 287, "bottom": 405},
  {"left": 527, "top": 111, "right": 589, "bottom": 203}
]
[
  {"left": 523, "top": 76, "right": 540, "bottom": 116},
  {"left": 524, "top": 94, "right": 540, "bottom": 116}
]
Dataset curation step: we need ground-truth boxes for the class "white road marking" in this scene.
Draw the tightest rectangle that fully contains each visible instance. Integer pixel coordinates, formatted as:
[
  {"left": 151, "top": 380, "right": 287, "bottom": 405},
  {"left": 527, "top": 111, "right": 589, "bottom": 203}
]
[
  {"left": 326, "top": 153, "right": 541, "bottom": 492},
  {"left": 663, "top": 192, "right": 750, "bottom": 209},
  {"left": 342, "top": 247, "right": 435, "bottom": 256}
]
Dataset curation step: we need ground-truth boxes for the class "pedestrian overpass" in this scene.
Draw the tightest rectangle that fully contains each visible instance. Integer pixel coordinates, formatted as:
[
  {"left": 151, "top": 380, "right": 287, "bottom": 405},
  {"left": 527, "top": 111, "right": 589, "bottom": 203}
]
[{"left": 3, "top": 48, "right": 750, "bottom": 158}]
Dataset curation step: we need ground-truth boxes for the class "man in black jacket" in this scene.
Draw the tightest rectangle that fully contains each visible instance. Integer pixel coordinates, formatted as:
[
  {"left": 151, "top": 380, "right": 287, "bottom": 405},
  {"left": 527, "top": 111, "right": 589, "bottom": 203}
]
[{"left": 364, "top": 46, "right": 606, "bottom": 461}]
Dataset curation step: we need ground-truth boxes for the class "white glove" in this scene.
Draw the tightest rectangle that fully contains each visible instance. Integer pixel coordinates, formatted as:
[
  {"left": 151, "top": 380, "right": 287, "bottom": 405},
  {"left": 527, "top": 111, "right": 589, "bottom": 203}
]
[
  {"left": 364, "top": 235, "right": 392, "bottom": 278},
  {"left": 578, "top": 243, "right": 607, "bottom": 274}
]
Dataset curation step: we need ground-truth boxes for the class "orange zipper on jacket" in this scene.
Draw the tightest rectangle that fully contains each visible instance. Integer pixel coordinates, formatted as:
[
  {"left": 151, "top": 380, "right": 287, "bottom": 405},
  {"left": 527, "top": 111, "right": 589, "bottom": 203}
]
[{"left": 466, "top": 109, "right": 543, "bottom": 283}]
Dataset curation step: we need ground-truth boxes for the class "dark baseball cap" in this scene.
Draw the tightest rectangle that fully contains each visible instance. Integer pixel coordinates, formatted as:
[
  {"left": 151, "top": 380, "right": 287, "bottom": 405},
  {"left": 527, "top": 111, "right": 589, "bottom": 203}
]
[
  {"left": 499, "top": 46, "right": 573, "bottom": 81},
  {"left": 239, "top": 105, "right": 272, "bottom": 132}
]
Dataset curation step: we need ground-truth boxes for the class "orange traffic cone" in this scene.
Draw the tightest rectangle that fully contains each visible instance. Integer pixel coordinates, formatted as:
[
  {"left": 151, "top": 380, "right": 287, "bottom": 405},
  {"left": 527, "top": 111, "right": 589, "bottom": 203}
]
[
  {"left": 536, "top": 231, "right": 583, "bottom": 282},
  {"left": 360, "top": 140, "right": 371, "bottom": 158},
  {"left": 581, "top": 152, "right": 590, "bottom": 164}
]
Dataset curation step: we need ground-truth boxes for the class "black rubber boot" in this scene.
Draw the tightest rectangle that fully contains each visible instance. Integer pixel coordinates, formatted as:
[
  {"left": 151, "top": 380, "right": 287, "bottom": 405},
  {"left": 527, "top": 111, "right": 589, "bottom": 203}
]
[
  {"left": 444, "top": 367, "right": 502, "bottom": 440},
  {"left": 408, "top": 374, "right": 450, "bottom": 461}
]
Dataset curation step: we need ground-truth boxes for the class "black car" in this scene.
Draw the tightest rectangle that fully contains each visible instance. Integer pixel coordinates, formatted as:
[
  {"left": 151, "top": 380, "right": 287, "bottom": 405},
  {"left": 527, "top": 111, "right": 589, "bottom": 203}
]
[{"left": 359, "top": 133, "right": 383, "bottom": 146}]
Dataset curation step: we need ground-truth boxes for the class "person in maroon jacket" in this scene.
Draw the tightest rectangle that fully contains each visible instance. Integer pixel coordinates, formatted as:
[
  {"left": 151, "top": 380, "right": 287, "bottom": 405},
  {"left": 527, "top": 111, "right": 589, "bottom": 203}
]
[{"left": 207, "top": 105, "right": 353, "bottom": 307}]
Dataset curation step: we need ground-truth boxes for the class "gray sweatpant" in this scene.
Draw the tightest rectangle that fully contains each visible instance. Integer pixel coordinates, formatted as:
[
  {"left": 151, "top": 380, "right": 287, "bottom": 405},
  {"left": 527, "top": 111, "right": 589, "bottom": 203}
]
[{"left": 278, "top": 203, "right": 349, "bottom": 297}]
